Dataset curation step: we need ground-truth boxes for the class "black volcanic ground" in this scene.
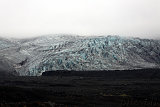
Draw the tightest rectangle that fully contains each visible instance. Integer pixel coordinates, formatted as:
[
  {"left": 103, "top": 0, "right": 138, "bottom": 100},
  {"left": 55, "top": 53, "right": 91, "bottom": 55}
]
[{"left": 0, "top": 69, "right": 160, "bottom": 107}]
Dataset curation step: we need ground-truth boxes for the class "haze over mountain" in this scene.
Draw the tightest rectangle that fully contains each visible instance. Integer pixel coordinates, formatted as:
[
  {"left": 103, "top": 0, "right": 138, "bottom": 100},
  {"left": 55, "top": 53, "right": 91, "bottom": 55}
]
[
  {"left": 0, "top": 0, "right": 160, "bottom": 39},
  {"left": 0, "top": 35, "right": 160, "bottom": 76}
]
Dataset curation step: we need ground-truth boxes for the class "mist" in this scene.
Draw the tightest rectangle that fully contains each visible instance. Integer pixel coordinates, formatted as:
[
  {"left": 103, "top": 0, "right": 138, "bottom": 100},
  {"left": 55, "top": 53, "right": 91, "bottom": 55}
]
[{"left": 0, "top": 0, "right": 160, "bottom": 39}]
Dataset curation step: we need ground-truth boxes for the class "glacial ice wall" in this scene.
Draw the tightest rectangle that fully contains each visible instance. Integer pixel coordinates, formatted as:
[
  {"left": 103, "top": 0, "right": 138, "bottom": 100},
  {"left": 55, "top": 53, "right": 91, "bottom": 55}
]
[{"left": 25, "top": 36, "right": 160, "bottom": 76}]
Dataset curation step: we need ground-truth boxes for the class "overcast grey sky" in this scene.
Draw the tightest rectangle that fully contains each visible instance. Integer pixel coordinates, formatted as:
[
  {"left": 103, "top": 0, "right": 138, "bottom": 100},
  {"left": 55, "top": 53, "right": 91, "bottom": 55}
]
[{"left": 0, "top": 0, "right": 160, "bottom": 38}]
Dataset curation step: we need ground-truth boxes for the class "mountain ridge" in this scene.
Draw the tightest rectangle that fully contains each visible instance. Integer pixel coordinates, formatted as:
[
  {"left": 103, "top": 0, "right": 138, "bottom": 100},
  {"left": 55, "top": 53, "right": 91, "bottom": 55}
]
[{"left": 0, "top": 35, "right": 160, "bottom": 76}]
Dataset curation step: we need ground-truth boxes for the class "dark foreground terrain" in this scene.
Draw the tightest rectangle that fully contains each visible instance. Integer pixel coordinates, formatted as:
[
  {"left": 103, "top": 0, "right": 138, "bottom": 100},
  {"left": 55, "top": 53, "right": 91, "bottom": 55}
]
[{"left": 0, "top": 69, "right": 160, "bottom": 107}]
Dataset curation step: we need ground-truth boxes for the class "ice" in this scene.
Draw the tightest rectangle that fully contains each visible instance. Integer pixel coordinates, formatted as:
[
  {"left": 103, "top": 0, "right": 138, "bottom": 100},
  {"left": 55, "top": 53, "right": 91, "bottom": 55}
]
[{"left": 0, "top": 35, "right": 160, "bottom": 76}]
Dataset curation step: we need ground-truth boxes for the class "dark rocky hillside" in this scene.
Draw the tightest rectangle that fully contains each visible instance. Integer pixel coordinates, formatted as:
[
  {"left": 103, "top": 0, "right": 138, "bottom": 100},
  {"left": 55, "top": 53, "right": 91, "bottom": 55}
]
[{"left": 0, "top": 57, "right": 18, "bottom": 76}]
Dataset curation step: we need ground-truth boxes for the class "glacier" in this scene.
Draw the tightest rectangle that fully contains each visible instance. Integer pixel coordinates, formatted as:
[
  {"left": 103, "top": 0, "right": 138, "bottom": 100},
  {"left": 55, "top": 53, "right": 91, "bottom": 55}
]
[{"left": 0, "top": 35, "right": 160, "bottom": 76}]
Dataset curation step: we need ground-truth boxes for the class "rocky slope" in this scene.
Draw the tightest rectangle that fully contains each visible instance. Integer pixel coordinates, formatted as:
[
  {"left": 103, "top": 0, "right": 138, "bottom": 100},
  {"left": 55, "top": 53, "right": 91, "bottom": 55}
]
[
  {"left": 0, "top": 35, "right": 160, "bottom": 76},
  {"left": 0, "top": 56, "right": 18, "bottom": 76}
]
